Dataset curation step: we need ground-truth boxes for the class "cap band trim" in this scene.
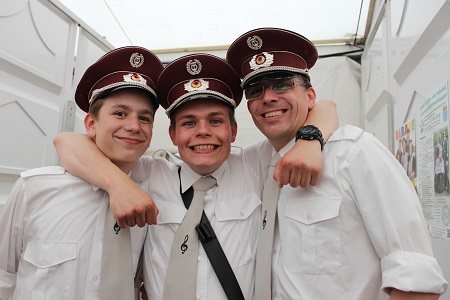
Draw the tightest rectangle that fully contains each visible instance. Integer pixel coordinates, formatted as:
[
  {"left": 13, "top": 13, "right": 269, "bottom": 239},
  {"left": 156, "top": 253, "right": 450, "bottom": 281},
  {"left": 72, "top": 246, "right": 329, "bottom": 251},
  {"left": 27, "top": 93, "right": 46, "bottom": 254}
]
[
  {"left": 165, "top": 90, "right": 236, "bottom": 116},
  {"left": 89, "top": 82, "right": 157, "bottom": 105}
]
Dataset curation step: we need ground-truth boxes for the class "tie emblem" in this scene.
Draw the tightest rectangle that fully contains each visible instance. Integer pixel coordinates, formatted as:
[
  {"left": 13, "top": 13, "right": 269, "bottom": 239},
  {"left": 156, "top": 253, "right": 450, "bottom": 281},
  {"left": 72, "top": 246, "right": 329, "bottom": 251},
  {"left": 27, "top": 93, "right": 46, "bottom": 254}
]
[
  {"left": 181, "top": 235, "right": 189, "bottom": 254},
  {"left": 262, "top": 210, "right": 268, "bottom": 230},
  {"left": 113, "top": 222, "right": 121, "bottom": 234}
]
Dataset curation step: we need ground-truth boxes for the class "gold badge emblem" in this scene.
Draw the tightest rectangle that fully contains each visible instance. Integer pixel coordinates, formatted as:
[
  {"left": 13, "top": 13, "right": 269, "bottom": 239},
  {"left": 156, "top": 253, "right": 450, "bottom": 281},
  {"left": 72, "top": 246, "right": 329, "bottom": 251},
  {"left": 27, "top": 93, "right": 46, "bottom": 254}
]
[
  {"left": 249, "top": 52, "right": 274, "bottom": 70},
  {"left": 123, "top": 73, "right": 147, "bottom": 85},
  {"left": 184, "top": 79, "right": 209, "bottom": 92}
]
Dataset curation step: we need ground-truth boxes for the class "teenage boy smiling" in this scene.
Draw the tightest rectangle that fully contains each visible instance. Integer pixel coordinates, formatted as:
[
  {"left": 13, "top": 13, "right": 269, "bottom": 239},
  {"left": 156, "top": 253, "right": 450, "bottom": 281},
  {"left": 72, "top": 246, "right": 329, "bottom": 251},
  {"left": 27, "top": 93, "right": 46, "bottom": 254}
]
[{"left": 0, "top": 46, "right": 164, "bottom": 299}]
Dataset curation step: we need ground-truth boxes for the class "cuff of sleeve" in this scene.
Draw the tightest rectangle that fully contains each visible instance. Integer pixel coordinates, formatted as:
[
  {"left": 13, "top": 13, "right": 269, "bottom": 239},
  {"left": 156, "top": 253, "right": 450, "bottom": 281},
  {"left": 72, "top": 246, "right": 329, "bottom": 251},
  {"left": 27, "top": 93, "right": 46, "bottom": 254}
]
[{"left": 381, "top": 251, "right": 448, "bottom": 295}]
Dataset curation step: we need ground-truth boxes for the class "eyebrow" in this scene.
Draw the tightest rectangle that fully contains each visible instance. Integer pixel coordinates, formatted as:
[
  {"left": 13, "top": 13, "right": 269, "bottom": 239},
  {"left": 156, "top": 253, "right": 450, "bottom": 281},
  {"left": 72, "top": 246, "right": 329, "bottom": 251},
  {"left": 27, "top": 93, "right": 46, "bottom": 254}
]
[
  {"left": 177, "top": 111, "right": 226, "bottom": 121},
  {"left": 109, "top": 104, "right": 153, "bottom": 115}
]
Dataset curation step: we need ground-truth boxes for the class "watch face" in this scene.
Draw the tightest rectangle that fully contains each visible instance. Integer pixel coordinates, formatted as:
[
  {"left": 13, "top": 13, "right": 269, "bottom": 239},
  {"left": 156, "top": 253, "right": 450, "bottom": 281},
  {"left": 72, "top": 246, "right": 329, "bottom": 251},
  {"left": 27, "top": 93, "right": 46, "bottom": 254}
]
[
  {"left": 302, "top": 126, "right": 316, "bottom": 134},
  {"left": 300, "top": 125, "right": 318, "bottom": 135},
  {"left": 297, "top": 125, "right": 324, "bottom": 150}
]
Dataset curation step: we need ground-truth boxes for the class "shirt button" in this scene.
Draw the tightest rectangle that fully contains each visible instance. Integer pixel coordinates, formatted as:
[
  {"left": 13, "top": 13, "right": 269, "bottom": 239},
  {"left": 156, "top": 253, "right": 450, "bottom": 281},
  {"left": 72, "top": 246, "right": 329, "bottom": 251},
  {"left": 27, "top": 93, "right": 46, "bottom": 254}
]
[
  {"left": 93, "top": 275, "right": 99, "bottom": 281},
  {"left": 272, "top": 249, "right": 276, "bottom": 255},
  {"left": 40, "top": 258, "right": 47, "bottom": 265},
  {"left": 198, "top": 256, "right": 203, "bottom": 262},
  {"left": 240, "top": 211, "right": 244, "bottom": 217},
  {"left": 273, "top": 289, "right": 278, "bottom": 297}
]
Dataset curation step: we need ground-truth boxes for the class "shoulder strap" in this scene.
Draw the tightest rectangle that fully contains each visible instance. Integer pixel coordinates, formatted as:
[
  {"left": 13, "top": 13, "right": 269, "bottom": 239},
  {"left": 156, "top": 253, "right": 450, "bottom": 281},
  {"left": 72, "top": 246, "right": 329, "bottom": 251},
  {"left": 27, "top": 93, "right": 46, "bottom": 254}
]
[{"left": 178, "top": 168, "right": 245, "bottom": 300}]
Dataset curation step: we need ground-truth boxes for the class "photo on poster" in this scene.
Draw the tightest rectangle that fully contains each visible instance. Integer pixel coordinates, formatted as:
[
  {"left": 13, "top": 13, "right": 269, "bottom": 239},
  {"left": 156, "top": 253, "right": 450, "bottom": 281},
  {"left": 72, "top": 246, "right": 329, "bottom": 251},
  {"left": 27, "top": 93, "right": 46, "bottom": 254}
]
[
  {"left": 434, "top": 127, "right": 449, "bottom": 195},
  {"left": 395, "top": 119, "right": 417, "bottom": 192}
]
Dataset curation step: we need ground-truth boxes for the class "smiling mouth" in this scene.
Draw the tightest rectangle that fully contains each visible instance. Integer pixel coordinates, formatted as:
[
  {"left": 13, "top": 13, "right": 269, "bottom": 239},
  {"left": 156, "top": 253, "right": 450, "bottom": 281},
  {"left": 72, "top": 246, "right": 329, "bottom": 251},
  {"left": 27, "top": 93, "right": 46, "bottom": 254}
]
[
  {"left": 191, "top": 145, "right": 217, "bottom": 151},
  {"left": 116, "top": 136, "right": 143, "bottom": 144},
  {"left": 263, "top": 110, "right": 285, "bottom": 118}
]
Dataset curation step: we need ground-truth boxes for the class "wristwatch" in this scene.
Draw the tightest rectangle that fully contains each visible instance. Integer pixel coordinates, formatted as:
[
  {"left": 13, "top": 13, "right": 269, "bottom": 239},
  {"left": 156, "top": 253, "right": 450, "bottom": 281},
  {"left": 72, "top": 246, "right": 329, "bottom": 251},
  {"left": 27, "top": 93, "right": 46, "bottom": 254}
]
[{"left": 295, "top": 125, "right": 324, "bottom": 150}]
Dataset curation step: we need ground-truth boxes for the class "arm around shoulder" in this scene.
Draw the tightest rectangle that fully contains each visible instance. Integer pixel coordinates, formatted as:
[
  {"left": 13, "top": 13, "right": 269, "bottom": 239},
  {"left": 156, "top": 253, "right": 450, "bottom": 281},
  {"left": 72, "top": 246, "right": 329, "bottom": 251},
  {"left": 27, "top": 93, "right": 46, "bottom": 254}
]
[
  {"left": 53, "top": 132, "right": 158, "bottom": 227},
  {"left": 307, "top": 99, "right": 338, "bottom": 141},
  {"left": 274, "top": 99, "right": 338, "bottom": 188}
]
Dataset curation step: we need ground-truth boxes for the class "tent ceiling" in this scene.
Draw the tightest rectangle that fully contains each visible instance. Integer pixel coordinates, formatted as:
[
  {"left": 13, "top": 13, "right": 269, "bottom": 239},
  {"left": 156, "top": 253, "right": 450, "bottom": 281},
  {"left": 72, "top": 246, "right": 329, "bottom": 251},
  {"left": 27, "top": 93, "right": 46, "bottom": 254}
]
[{"left": 57, "top": 0, "right": 373, "bottom": 55}]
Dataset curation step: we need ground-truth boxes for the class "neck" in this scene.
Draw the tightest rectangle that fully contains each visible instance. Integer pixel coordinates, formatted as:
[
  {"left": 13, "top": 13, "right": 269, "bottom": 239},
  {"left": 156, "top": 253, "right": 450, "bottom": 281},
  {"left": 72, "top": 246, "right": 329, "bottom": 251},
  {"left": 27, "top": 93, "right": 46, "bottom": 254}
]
[
  {"left": 116, "top": 163, "right": 134, "bottom": 175},
  {"left": 269, "top": 136, "right": 293, "bottom": 152}
]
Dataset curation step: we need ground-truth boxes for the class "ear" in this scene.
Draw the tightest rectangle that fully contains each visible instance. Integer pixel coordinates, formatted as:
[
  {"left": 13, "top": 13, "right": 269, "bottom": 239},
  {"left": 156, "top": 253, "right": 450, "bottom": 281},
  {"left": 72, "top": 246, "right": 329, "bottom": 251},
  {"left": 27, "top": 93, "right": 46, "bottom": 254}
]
[
  {"left": 230, "top": 121, "right": 238, "bottom": 143},
  {"left": 307, "top": 87, "right": 317, "bottom": 110},
  {"left": 169, "top": 125, "right": 177, "bottom": 146},
  {"left": 84, "top": 114, "right": 96, "bottom": 139}
]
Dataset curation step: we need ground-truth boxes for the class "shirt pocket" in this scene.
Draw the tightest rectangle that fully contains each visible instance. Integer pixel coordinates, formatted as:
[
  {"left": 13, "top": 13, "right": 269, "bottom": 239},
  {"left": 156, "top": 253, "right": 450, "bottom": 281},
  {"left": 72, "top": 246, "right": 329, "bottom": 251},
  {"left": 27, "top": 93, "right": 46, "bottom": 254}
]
[
  {"left": 283, "top": 196, "right": 342, "bottom": 274},
  {"left": 214, "top": 192, "right": 261, "bottom": 268},
  {"left": 19, "top": 241, "right": 76, "bottom": 300},
  {"left": 149, "top": 200, "right": 186, "bottom": 269}
]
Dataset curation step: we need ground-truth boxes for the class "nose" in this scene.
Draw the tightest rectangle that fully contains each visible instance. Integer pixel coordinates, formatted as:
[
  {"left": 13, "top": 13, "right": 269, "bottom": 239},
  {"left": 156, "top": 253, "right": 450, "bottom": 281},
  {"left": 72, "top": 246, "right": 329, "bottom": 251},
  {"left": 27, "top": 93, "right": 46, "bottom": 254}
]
[
  {"left": 196, "top": 120, "right": 211, "bottom": 136},
  {"left": 261, "top": 85, "right": 278, "bottom": 103},
  {"left": 124, "top": 116, "right": 141, "bottom": 132}
]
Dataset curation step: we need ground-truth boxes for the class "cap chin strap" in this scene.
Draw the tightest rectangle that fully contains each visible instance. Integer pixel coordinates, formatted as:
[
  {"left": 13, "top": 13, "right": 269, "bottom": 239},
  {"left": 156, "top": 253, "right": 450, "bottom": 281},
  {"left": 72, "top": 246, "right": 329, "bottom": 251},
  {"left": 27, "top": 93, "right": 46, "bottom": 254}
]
[{"left": 241, "top": 66, "right": 309, "bottom": 89}]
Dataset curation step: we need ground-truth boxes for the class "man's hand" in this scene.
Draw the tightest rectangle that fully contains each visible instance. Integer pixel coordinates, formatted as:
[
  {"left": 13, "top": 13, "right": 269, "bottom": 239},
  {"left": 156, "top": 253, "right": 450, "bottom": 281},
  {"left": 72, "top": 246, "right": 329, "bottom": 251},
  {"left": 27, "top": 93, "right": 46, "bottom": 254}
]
[
  {"left": 273, "top": 139, "right": 323, "bottom": 188},
  {"left": 272, "top": 99, "right": 336, "bottom": 188},
  {"left": 108, "top": 179, "right": 159, "bottom": 228}
]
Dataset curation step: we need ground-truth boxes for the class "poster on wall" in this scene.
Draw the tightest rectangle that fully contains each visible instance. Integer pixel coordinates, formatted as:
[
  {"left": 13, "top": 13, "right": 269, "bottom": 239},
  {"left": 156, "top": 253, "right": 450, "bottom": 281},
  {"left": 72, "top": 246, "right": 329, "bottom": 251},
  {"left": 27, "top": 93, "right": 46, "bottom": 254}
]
[{"left": 417, "top": 80, "right": 450, "bottom": 240}]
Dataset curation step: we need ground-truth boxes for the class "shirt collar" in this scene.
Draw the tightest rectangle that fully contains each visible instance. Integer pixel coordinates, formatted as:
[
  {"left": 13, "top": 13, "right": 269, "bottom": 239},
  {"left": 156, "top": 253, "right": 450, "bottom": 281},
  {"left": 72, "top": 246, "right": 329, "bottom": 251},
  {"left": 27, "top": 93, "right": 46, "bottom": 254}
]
[
  {"left": 179, "top": 161, "right": 227, "bottom": 193},
  {"left": 275, "top": 138, "right": 296, "bottom": 158}
]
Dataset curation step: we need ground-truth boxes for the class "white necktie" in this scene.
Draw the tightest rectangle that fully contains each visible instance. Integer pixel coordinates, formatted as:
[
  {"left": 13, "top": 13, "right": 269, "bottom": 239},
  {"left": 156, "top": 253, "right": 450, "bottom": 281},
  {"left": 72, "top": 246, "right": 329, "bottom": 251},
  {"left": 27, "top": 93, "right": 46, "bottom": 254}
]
[
  {"left": 163, "top": 176, "right": 217, "bottom": 300},
  {"left": 99, "top": 203, "right": 134, "bottom": 300},
  {"left": 255, "top": 153, "right": 281, "bottom": 300}
]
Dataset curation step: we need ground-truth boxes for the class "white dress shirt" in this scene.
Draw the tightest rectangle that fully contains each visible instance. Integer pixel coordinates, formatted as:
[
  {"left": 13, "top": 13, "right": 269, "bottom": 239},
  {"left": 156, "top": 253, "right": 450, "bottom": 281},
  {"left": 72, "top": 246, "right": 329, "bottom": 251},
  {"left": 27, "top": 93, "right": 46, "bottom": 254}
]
[
  {"left": 0, "top": 166, "right": 146, "bottom": 300},
  {"left": 263, "top": 125, "right": 448, "bottom": 299},
  {"left": 133, "top": 147, "right": 265, "bottom": 300}
]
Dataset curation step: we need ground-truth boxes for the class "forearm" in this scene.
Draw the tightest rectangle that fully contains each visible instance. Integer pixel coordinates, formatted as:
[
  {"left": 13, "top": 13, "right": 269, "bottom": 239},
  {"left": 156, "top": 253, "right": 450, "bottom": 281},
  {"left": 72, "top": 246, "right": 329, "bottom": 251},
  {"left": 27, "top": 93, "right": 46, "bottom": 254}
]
[
  {"left": 53, "top": 132, "right": 127, "bottom": 191},
  {"left": 305, "top": 99, "right": 338, "bottom": 142},
  {"left": 390, "top": 289, "right": 439, "bottom": 300}
]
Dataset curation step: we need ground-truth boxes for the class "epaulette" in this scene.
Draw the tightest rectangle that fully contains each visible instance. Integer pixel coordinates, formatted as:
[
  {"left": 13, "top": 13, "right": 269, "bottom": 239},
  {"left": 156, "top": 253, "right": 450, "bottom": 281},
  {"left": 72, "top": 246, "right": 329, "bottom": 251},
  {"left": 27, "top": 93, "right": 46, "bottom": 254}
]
[
  {"left": 327, "top": 125, "right": 365, "bottom": 143},
  {"left": 20, "top": 166, "right": 66, "bottom": 179},
  {"left": 153, "top": 149, "right": 183, "bottom": 165}
]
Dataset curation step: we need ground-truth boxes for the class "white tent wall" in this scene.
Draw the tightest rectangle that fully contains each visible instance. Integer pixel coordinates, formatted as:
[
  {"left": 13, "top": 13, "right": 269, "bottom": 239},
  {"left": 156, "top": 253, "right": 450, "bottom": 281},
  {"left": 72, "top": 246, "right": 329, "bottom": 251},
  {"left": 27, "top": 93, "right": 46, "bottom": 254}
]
[
  {"left": 363, "top": 0, "right": 450, "bottom": 295},
  {"left": 0, "top": 0, "right": 113, "bottom": 212}
]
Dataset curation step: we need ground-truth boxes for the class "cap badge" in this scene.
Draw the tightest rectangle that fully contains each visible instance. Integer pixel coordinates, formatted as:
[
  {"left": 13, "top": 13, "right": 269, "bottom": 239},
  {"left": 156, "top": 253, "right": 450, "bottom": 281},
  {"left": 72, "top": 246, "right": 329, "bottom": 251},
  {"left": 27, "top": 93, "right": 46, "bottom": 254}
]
[
  {"left": 186, "top": 59, "right": 202, "bottom": 75},
  {"left": 123, "top": 73, "right": 147, "bottom": 85},
  {"left": 247, "top": 35, "right": 263, "bottom": 50},
  {"left": 184, "top": 79, "right": 209, "bottom": 92},
  {"left": 249, "top": 52, "right": 274, "bottom": 70},
  {"left": 129, "top": 53, "right": 144, "bottom": 68}
]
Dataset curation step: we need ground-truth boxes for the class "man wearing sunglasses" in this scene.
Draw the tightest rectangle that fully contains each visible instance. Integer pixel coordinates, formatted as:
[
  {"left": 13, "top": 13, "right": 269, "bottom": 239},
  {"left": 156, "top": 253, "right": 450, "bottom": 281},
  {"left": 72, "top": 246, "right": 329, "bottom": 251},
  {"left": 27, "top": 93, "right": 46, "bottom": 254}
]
[
  {"left": 244, "top": 77, "right": 311, "bottom": 101},
  {"left": 227, "top": 27, "right": 447, "bottom": 300}
]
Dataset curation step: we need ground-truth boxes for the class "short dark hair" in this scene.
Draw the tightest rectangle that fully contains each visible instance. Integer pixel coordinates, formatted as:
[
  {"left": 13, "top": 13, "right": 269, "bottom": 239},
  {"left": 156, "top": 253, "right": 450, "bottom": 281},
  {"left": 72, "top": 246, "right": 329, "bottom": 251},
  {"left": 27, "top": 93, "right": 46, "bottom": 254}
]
[
  {"left": 88, "top": 97, "right": 105, "bottom": 118},
  {"left": 169, "top": 99, "right": 236, "bottom": 129},
  {"left": 88, "top": 88, "right": 156, "bottom": 119},
  {"left": 295, "top": 74, "right": 312, "bottom": 89}
]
